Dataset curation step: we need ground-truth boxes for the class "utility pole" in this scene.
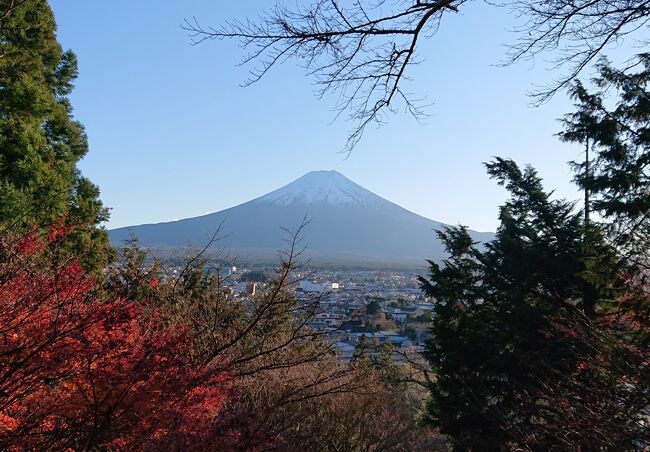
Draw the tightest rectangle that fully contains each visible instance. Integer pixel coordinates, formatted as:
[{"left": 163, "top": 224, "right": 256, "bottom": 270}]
[
  {"left": 583, "top": 137, "right": 596, "bottom": 318},
  {"left": 584, "top": 138, "right": 590, "bottom": 228}
]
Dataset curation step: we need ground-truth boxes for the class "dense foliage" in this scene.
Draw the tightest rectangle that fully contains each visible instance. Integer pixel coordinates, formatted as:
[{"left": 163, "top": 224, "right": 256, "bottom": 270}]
[
  {"left": 0, "top": 0, "right": 110, "bottom": 269},
  {"left": 422, "top": 58, "right": 650, "bottom": 450},
  {"left": 561, "top": 54, "right": 650, "bottom": 277},
  {"left": 0, "top": 225, "right": 441, "bottom": 450},
  {"left": 0, "top": 229, "right": 230, "bottom": 450}
]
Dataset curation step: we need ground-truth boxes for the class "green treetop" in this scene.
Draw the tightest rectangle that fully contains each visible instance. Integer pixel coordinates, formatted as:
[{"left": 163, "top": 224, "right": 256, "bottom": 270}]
[
  {"left": 560, "top": 55, "right": 650, "bottom": 264},
  {"left": 420, "top": 159, "right": 647, "bottom": 450},
  {"left": 0, "top": 0, "right": 110, "bottom": 268}
]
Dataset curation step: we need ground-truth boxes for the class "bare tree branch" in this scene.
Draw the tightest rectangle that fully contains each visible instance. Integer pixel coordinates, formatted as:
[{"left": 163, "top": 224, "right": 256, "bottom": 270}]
[
  {"left": 182, "top": 0, "right": 465, "bottom": 154},
  {"left": 505, "top": 0, "right": 650, "bottom": 103},
  {"left": 185, "top": 0, "right": 650, "bottom": 149}
]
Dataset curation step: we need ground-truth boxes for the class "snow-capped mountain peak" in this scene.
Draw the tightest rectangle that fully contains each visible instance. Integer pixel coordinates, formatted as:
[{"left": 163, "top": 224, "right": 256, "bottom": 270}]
[
  {"left": 109, "top": 170, "right": 495, "bottom": 265},
  {"left": 253, "top": 170, "right": 383, "bottom": 206}
]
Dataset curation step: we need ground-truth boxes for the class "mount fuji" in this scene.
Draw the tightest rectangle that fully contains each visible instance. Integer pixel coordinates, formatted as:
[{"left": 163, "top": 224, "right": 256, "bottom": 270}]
[{"left": 109, "top": 170, "right": 493, "bottom": 267}]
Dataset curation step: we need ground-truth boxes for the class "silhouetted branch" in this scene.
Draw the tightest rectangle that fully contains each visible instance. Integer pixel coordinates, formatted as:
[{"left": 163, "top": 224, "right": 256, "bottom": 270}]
[
  {"left": 186, "top": 0, "right": 650, "bottom": 145},
  {"left": 183, "top": 0, "right": 464, "bottom": 153},
  {"left": 506, "top": 0, "right": 650, "bottom": 103}
]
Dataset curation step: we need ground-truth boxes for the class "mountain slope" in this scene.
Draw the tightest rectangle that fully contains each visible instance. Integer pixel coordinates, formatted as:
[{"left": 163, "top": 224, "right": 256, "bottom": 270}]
[{"left": 109, "top": 170, "right": 493, "bottom": 266}]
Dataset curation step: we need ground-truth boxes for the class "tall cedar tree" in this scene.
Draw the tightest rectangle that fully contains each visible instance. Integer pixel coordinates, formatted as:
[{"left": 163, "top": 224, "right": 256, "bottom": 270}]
[
  {"left": 0, "top": 0, "right": 110, "bottom": 269},
  {"left": 420, "top": 159, "right": 649, "bottom": 450},
  {"left": 560, "top": 55, "right": 650, "bottom": 350}
]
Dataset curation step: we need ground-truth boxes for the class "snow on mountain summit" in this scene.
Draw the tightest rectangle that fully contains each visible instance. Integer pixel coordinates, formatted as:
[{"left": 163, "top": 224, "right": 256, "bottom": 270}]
[
  {"left": 109, "top": 169, "right": 496, "bottom": 264},
  {"left": 253, "top": 170, "right": 384, "bottom": 206}
]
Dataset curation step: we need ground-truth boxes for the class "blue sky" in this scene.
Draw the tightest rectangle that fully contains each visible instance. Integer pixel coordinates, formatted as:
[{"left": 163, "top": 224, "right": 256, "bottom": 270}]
[{"left": 50, "top": 1, "right": 599, "bottom": 232}]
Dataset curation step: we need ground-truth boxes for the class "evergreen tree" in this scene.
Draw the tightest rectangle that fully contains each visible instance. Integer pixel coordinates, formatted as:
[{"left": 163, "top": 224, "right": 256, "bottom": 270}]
[
  {"left": 560, "top": 56, "right": 650, "bottom": 340},
  {"left": 366, "top": 298, "right": 381, "bottom": 316},
  {"left": 560, "top": 56, "right": 650, "bottom": 231},
  {"left": 421, "top": 159, "right": 648, "bottom": 450},
  {"left": 422, "top": 57, "right": 650, "bottom": 450},
  {"left": 0, "top": 0, "right": 110, "bottom": 269}
]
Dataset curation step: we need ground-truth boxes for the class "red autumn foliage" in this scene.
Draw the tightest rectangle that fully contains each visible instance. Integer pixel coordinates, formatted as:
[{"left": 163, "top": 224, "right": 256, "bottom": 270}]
[{"left": 0, "top": 230, "right": 231, "bottom": 450}]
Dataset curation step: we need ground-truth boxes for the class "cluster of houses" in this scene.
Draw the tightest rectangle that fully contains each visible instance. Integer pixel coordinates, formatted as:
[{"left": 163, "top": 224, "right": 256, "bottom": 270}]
[
  {"left": 205, "top": 267, "right": 435, "bottom": 363},
  {"left": 292, "top": 272, "right": 436, "bottom": 361}
]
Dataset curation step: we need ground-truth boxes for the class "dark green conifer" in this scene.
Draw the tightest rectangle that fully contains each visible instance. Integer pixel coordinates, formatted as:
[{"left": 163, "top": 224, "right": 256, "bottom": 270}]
[
  {"left": 421, "top": 159, "right": 647, "bottom": 450},
  {"left": 0, "top": 0, "right": 110, "bottom": 269},
  {"left": 560, "top": 55, "right": 650, "bottom": 349}
]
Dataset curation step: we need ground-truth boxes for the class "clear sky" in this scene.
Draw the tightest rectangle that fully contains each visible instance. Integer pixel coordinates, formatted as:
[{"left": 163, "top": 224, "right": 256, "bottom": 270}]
[{"left": 49, "top": 1, "right": 602, "bottom": 232}]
